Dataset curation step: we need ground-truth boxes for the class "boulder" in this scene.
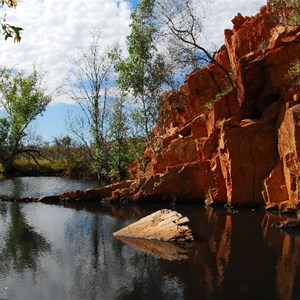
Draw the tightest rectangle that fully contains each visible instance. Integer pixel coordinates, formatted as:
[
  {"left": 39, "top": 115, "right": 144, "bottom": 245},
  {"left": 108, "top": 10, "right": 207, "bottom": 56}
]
[{"left": 113, "top": 209, "right": 194, "bottom": 243}]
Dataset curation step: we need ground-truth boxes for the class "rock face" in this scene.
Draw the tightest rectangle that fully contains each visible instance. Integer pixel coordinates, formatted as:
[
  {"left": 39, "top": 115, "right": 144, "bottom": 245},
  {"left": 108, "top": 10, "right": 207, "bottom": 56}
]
[
  {"left": 113, "top": 209, "right": 194, "bottom": 243},
  {"left": 104, "top": 4, "right": 299, "bottom": 208}
]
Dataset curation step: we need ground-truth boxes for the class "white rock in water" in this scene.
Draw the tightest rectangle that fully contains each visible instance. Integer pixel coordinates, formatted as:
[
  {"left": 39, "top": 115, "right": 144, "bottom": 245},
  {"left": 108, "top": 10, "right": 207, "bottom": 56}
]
[{"left": 113, "top": 209, "right": 194, "bottom": 242}]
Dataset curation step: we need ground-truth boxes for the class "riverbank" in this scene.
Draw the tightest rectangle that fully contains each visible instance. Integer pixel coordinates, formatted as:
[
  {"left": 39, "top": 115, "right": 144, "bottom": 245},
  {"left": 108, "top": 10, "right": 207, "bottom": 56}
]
[{"left": 0, "top": 158, "right": 99, "bottom": 180}]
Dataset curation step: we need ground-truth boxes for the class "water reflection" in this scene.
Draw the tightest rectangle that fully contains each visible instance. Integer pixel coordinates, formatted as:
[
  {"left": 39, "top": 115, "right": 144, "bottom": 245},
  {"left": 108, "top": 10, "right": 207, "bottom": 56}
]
[
  {"left": 1, "top": 177, "right": 300, "bottom": 299},
  {"left": 115, "top": 237, "right": 190, "bottom": 261},
  {"left": 53, "top": 202, "right": 300, "bottom": 300},
  {"left": 0, "top": 176, "right": 101, "bottom": 199},
  {"left": 263, "top": 213, "right": 300, "bottom": 300},
  {"left": 0, "top": 203, "right": 50, "bottom": 273}
]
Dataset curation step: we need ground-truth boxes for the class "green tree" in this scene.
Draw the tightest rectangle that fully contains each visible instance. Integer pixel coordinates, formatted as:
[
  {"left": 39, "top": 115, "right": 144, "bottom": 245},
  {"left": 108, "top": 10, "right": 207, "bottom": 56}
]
[
  {"left": 0, "top": 67, "right": 52, "bottom": 175},
  {"left": 269, "top": 0, "right": 300, "bottom": 25},
  {"left": 110, "top": 0, "right": 168, "bottom": 153},
  {"left": 0, "top": 0, "right": 23, "bottom": 42},
  {"left": 108, "top": 97, "right": 143, "bottom": 181}
]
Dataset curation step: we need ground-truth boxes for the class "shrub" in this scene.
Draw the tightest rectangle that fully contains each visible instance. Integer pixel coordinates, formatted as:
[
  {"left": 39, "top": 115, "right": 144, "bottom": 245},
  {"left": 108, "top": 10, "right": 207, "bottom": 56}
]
[
  {"left": 287, "top": 60, "right": 300, "bottom": 86},
  {"left": 269, "top": 0, "right": 300, "bottom": 25}
]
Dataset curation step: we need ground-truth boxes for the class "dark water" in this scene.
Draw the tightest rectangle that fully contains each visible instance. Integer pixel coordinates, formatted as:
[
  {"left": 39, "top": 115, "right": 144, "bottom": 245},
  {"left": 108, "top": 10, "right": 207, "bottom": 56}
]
[{"left": 0, "top": 177, "right": 300, "bottom": 300}]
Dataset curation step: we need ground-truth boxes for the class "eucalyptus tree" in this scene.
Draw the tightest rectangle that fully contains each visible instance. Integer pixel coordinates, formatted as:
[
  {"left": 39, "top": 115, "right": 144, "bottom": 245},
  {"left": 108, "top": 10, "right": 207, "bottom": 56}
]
[
  {"left": 0, "top": 67, "right": 52, "bottom": 175},
  {"left": 0, "top": 0, "right": 23, "bottom": 42},
  {"left": 110, "top": 0, "right": 168, "bottom": 152},
  {"left": 155, "top": 0, "right": 234, "bottom": 87},
  {"left": 68, "top": 32, "right": 114, "bottom": 179},
  {"left": 108, "top": 97, "right": 132, "bottom": 180}
]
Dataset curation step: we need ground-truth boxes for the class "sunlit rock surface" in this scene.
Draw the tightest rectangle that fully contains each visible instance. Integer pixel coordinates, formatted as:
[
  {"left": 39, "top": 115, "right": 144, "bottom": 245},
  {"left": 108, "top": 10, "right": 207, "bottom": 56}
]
[{"left": 113, "top": 209, "right": 194, "bottom": 243}]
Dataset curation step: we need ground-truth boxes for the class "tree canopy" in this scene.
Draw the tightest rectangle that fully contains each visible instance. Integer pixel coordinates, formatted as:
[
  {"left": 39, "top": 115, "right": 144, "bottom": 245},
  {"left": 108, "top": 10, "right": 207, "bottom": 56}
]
[
  {"left": 269, "top": 0, "right": 300, "bottom": 25},
  {"left": 110, "top": 0, "right": 168, "bottom": 151},
  {"left": 0, "top": 67, "right": 52, "bottom": 175}
]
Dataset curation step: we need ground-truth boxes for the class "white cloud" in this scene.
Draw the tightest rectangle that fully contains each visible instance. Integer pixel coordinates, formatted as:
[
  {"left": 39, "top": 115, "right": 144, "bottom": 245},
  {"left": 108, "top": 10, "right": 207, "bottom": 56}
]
[
  {"left": 0, "top": 0, "right": 267, "bottom": 107},
  {"left": 0, "top": 0, "right": 269, "bottom": 140},
  {"left": 0, "top": 0, "right": 132, "bottom": 104},
  {"left": 208, "top": 0, "right": 267, "bottom": 49}
]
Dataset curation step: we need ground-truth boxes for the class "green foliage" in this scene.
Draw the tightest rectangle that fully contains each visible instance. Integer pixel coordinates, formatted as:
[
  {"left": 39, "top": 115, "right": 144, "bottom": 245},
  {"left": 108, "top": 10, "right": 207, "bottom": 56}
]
[
  {"left": 1, "top": 0, "right": 17, "bottom": 7},
  {"left": 214, "top": 85, "right": 235, "bottom": 100},
  {"left": 0, "top": 67, "right": 51, "bottom": 175},
  {"left": 287, "top": 59, "right": 300, "bottom": 86},
  {"left": 269, "top": 0, "right": 300, "bottom": 25},
  {"left": 0, "top": 0, "right": 23, "bottom": 42},
  {"left": 12, "top": 136, "right": 91, "bottom": 177},
  {"left": 110, "top": 0, "right": 167, "bottom": 148},
  {"left": 13, "top": 157, "right": 81, "bottom": 176},
  {"left": 112, "top": 0, "right": 157, "bottom": 95},
  {"left": 69, "top": 32, "right": 113, "bottom": 179},
  {"left": 107, "top": 98, "right": 144, "bottom": 181},
  {"left": 204, "top": 85, "right": 234, "bottom": 112}
]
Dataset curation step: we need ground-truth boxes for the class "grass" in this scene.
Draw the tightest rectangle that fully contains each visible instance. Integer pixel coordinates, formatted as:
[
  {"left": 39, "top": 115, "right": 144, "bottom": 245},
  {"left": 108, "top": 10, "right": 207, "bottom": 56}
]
[{"left": 13, "top": 158, "right": 82, "bottom": 176}]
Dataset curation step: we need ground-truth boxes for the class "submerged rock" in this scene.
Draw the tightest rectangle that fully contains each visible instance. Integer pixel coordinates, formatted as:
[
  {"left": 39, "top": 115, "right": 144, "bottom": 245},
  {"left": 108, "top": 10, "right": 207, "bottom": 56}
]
[
  {"left": 272, "top": 219, "right": 300, "bottom": 231},
  {"left": 113, "top": 209, "right": 194, "bottom": 243}
]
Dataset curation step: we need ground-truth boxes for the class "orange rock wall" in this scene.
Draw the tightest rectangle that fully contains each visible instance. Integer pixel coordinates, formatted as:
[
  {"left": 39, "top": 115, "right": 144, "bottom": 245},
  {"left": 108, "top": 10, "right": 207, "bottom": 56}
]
[{"left": 134, "top": 5, "right": 300, "bottom": 207}]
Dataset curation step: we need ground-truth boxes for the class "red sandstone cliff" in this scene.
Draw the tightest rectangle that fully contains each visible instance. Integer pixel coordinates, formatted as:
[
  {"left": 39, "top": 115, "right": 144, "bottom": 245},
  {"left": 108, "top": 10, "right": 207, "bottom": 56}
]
[{"left": 106, "top": 5, "right": 299, "bottom": 208}]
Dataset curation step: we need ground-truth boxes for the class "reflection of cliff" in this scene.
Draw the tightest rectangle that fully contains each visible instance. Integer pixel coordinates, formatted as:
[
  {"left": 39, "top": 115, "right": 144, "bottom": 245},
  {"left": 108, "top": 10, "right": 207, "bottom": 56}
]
[
  {"left": 263, "top": 213, "right": 300, "bottom": 300},
  {"left": 0, "top": 203, "right": 50, "bottom": 273},
  {"left": 216, "top": 215, "right": 232, "bottom": 289},
  {"left": 276, "top": 234, "right": 300, "bottom": 300},
  {"left": 201, "top": 209, "right": 232, "bottom": 298},
  {"left": 63, "top": 201, "right": 167, "bottom": 221}
]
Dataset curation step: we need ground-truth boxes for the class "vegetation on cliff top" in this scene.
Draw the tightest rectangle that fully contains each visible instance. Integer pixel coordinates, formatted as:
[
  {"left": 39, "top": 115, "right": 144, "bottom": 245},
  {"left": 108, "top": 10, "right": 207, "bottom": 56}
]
[{"left": 269, "top": 0, "right": 300, "bottom": 25}]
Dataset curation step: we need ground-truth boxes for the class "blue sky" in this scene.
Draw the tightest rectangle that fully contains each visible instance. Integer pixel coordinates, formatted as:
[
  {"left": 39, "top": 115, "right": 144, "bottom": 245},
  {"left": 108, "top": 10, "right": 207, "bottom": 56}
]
[{"left": 0, "top": 0, "right": 267, "bottom": 142}]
